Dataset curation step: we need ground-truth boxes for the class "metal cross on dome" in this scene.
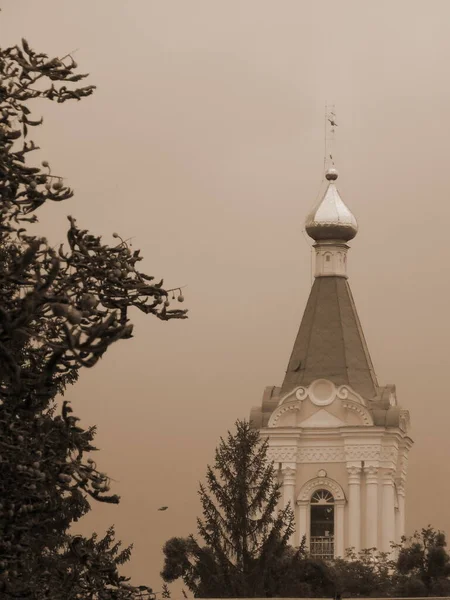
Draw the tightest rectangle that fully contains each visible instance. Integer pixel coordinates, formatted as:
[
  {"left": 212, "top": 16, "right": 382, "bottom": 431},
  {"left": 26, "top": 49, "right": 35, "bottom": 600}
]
[{"left": 324, "top": 104, "right": 338, "bottom": 172}]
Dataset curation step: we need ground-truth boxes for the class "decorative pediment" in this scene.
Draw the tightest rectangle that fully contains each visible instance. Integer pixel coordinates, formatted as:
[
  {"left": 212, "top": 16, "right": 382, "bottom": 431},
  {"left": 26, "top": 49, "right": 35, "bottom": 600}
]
[
  {"left": 278, "top": 386, "right": 308, "bottom": 405},
  {"left": 269, "top": 380, "right": 372, "bottom": 428},
  {"left": 341, "top": 398, "right": 373, "bottom": 426},
  {"left": 299, "top": 409, "right": 347, "bottom": 428},
  {"left": 268, "top": 401, "right": 300, "bottom": 428},
  {"left": 278, "top": 380, "right": 367, "bottom": 408},
  {"left": 335, "top": 385, "right": 367, "bottom": 406}
]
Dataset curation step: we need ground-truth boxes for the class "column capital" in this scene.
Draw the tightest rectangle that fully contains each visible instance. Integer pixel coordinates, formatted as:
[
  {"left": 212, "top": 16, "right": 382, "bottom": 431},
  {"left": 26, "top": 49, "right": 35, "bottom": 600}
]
[
  {"left": 395, "top": 478, "right": 406, "bottom": 496},
  {"left": 364, "top": 464, "right": 379, "bottom": 484},
  {"left": 296, "top": 499, "right": 309, "bottom": 507},
  {"left": 281, "top": 465, "right": 296, "bottom": 485},
  {"left": 281, "top": 462, "right": 296, "bottom": 471},
  {"left": 347, "top": 464, "right": 362, "bottom": 483},
  {"left": 382, "top": 467, "right": 396, "bottom": 486}
]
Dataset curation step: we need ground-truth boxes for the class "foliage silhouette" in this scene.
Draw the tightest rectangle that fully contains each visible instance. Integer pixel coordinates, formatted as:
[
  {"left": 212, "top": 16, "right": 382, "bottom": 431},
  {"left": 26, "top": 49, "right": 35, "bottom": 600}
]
[
  {"left": 393, "top": 526, "right": 450, "bottom": 597},
  {"left": 0, "top": 33, "right": 185, "bottom": 599}
]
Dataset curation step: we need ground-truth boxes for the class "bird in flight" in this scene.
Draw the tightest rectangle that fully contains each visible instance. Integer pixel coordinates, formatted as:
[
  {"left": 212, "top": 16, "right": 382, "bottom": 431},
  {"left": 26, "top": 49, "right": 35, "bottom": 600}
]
[{"left": 158, "top": 506, "right": 169, "bottom": 511}]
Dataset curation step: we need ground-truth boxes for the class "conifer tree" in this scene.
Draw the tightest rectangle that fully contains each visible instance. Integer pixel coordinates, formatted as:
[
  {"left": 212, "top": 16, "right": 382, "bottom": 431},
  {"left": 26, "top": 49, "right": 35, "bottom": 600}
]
[{"left": 161, "top": 420, "right": 294, "bottom": 597}]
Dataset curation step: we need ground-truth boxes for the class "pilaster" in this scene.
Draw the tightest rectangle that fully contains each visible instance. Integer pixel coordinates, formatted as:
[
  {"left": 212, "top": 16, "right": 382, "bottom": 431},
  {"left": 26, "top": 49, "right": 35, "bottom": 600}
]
[
  {"left": 297, "top": 500, "right": 309, "bottom": 549},
  {"left": 281, "top": 464, "right": 296, "bottom": 545},
  {"left": 381, "top": 468, "right": 396, "bottom": 553},
  {"left": 364, "top": 463, "right": 379, "bottom": 550},
  {"left": 347, "top": 464, "right": 362, "bottom": 552},
  {"left": 395, "top": 478, "right": 406, "bottom": 542},
  {"left": 335, "top": 499, "right": 345, "bottom": 558}
]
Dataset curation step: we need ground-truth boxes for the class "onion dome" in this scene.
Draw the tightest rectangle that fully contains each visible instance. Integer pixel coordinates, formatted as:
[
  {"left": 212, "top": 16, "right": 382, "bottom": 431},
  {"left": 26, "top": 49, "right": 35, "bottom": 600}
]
[{"left": 305, "top": 168, "right": 358, "bottom": 242}]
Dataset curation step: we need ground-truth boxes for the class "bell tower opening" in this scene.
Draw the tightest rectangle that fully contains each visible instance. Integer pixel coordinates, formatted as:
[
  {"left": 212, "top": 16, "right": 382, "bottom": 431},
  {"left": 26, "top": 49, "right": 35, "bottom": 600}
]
[{"left": 310, "top": 489, "right": 335, "bottom": 560}]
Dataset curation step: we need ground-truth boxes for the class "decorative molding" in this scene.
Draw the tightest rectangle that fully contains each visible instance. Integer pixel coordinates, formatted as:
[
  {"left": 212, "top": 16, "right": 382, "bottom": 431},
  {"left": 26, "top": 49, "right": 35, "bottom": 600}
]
[
  {"left": 345, "top": 445, "right": 380, "bottom": 461},
  {"left": 278, "top": 381, "right": 366, "bottom": 409},
  {"left": 336, "top": 385, "right": 367, "bottom": 406},
  {"left": 309, "top": 379, "right": 336, "bottom": 407},
  {"left": 267, "top": 446, "right": 297, "bottom": 463},
  {"left": 399, "top": 410, "right": 411, "bottom": 433},
  {"left": 397, "top": 449, "right": 409, "bottom": 480},
  {"left": 295, "top": 387, "right": 308, "bottom": 401},
  {"left": 278, "top": 386, "right": 307, "bottom": 406},
  {"left": 297, "top": 476, "right": 346, "bottom": 502},
  {"left": 267, "top": 447, "right": 297, "bottom": 463},
  {"left": 268, "top": 402, "right": 300, "bottom": 427},
  {"left": 298, "top": 446, "right": 345, "bottom": 463},
  {"left": 380, "top": 446, "right": 398, "bottom": 463},
  {"left": 291, "top": 444, "right": 398, "bottom": 464},
  {"left": 342, "top": 399, "right": 373, "bottom": 425}
]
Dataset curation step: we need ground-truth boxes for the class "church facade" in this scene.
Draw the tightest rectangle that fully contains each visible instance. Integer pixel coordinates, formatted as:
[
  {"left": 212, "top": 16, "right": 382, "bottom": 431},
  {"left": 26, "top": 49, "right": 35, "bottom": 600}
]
[{"left": 250, "top": 168, "right": 413, "bottom": 559}]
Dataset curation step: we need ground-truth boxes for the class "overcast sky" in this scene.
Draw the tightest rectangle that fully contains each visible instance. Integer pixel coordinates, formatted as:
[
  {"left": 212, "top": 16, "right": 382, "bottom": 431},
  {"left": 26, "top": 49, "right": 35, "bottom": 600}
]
[{"left": 3, "top": 0, "right": 450, "bottom": 591}]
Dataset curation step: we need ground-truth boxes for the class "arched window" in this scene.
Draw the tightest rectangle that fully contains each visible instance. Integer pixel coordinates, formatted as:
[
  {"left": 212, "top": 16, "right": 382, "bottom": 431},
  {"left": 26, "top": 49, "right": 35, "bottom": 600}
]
[
  {"left": 310, "top": 489, "right": 334, "bottom": 560},
  {"left": 325, "top": 254, "right": 331, "bottom": 262}
]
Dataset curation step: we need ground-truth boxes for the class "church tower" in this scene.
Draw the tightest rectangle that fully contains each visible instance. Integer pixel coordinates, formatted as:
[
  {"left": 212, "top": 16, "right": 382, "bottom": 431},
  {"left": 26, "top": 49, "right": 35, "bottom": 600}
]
[{"left": 250, "top": 167, "right": 413, "bottom": 558}]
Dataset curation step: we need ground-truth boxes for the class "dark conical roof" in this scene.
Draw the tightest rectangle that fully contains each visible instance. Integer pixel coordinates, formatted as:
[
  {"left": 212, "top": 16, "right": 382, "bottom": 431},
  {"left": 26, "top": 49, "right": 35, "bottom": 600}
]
[{"left": 280, "top": 276, "right": 379, "bottom": 399}]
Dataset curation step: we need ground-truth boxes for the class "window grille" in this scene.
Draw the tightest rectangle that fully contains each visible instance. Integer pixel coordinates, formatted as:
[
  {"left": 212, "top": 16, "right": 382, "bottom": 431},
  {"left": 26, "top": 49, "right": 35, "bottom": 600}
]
[{"left": 310, "top": 489, "right": 335, "bottom": 560}]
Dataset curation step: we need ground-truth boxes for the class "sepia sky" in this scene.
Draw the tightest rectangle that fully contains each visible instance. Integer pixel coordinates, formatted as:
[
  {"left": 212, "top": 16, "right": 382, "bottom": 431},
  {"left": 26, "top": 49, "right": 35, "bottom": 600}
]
[{"left": 3, "top": 0, "right": 450, "bottom": 590}]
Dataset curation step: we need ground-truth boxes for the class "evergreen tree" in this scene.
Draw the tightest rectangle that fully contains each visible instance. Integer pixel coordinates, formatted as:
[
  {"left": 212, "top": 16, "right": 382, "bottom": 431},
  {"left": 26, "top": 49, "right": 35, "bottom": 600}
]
[
  {"left": 31, "top": 526, "right": 155, "bottom": 600},
  {"left": 0, "top": 32, "right": 185, "bottom": 599},
  {"left": 161, "top": 420, "right": 294, "bottom": 597}
]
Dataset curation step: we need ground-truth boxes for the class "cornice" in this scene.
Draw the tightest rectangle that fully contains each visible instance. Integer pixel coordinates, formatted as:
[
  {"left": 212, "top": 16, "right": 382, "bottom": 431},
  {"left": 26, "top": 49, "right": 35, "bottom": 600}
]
[
  {"left": 263, "top": 427, "right": 408, "bottom": 440},
  {"left": 267, "top": 443, "right": 400, "bottom": 465},
  {"left": 339, "top": 427, "right": 406, "bottom": 442}
]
